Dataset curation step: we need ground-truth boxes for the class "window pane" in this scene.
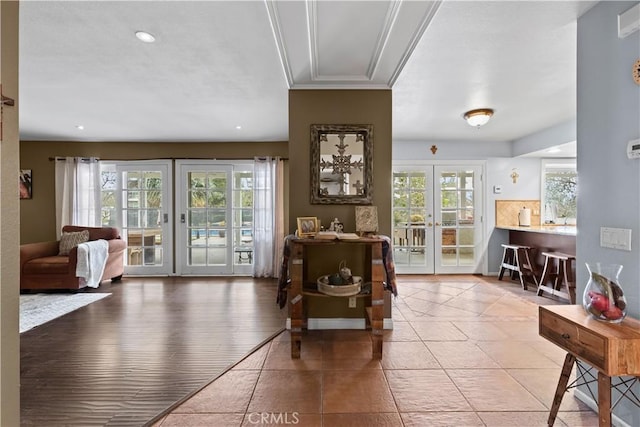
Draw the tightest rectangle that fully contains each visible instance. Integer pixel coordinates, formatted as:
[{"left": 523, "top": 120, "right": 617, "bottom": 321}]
[
  {"left": 441, "top": 190, "right": 457, "bottom": 208},
  {"left": 544, "top": 168, "right": 577, "bottom": 222}
]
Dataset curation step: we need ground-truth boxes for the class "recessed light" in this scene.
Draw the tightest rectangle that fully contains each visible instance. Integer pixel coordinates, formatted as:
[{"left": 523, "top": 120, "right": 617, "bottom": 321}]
[
  {"left": 135, "top": 31, "right": 156, "bottom": 43},
  {"left": 235, "top": 125, "right": 242, "bottom": 130},
  {"left": 75, "top": 125, "right": 84, "bottom": 130}
]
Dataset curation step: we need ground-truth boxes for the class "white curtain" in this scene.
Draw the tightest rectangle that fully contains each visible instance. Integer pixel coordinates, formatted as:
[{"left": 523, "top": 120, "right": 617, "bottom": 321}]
[
  {"left": 253, "top": 157, "right": 285, "bottom": 277},
  {"left": 55, "top": 157, "right": 101, "bottom": 238}
]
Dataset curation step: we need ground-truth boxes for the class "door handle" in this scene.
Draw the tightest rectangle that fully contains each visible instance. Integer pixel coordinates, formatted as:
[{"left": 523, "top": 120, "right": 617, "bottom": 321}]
[
  {"left": 427, "top": 222, "right": 433, "bottom": 227},
  {"left": 164, "top": 214, "right": 169, "bottom": 224},
  {"left": 435, "top": 222, "right": 441, "bottom": 226},
  {"left": 180, "top": 213, "right": 186, "bottom": 223}
]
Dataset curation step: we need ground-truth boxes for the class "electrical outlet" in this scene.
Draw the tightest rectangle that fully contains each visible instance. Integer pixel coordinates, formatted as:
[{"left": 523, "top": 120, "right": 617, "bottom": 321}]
[{"left": 348, "top": 297, "right": 356, "bottom": 308}]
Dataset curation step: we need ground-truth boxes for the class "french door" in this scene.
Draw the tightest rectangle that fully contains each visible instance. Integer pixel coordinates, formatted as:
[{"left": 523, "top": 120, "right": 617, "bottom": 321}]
[
  {"left": 175, "top": 161, "right": 254, "bottom": 275},
  {"left": 100, "top": 161, "right": 173, "bottom": 275},
  {"left": 392, "top": 164, "right": 484, "bottom": 274}
]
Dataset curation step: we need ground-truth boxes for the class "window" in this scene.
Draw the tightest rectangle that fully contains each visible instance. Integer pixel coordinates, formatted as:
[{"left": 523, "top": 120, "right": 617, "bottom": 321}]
[{"left": 542, "top": 160, "right": 577, "bottom": 224}]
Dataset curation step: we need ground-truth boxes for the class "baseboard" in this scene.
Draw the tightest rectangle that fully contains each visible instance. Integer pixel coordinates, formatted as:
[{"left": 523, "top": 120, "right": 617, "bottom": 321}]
[
  {"left": 285, "top": 317, "right": 393, "bottom": 330},
  {"left": 574, "top": 389, "right": 633, "bottom": 427}
]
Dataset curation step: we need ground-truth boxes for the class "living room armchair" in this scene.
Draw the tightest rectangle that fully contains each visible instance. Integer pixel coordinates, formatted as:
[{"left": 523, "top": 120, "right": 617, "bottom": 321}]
[{"left": 20, "top": 225, "right": 127, "bottom": 291}]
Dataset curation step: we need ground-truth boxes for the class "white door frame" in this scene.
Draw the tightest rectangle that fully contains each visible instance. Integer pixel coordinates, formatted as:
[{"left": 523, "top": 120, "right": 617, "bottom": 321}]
[
  {"left": 392, "top": 160, "right": 487, "bottom": 275},
  {"left": 114, "top": 160, "right": 173, "bottom": 276},
  {"left": 175, "top": 160, "right": 254, "bottom": 276}
]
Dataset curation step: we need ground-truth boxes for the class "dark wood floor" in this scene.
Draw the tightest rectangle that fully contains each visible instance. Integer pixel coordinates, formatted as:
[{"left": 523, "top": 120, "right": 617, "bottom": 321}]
[{"left": 20, "top": 277, "right": 287, "bottom": 426}]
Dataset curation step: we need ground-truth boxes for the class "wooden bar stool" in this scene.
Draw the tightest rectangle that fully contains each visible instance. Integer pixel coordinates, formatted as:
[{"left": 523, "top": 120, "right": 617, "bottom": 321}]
[
  {"left": 537, "top": 252, "right": 576, "bottom": 303},
  {"left": 498, "top": 244, "right": 538, "bottom": 290}
]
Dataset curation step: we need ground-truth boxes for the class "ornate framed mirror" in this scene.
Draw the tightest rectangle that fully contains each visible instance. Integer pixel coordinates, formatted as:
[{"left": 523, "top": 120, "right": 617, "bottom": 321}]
[{"left": 310, "top": 124, "right": 373, "bottom": 205}]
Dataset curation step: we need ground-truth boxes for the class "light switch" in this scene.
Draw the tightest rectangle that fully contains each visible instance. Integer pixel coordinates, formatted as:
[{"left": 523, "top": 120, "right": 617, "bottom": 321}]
[{"left": 600, "top": 227, "right": 632, "bottom": 251}]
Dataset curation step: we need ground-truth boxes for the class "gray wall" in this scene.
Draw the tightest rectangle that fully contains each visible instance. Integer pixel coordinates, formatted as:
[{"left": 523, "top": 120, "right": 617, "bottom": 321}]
[{"left": 577, "top": 2, "right": 640, "bottom": 424}]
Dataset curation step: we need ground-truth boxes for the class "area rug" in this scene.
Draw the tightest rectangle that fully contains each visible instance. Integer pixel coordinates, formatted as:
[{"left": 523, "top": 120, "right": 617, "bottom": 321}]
[{"left": 20, "top": 293, "right": 111, "bottom": 333}]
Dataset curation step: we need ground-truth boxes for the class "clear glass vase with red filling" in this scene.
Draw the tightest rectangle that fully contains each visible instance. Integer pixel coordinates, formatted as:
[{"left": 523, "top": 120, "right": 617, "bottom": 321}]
[{"left": 583, "top": 263, "right": 627, "bottom": 323}]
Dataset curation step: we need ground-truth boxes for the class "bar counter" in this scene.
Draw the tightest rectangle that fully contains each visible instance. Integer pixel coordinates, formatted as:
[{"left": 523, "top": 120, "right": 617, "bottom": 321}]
[
  {"left": 496, "top": 225, "right": 577, "bottom": 236},
  {"left": 496, "top": 225, "right": 577, "bottom": 271}
]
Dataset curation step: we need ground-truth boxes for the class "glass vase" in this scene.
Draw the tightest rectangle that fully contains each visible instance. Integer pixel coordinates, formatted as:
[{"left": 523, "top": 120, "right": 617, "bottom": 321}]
[{"left": 583, "top": 263, "right": 627, "bottom": 323}]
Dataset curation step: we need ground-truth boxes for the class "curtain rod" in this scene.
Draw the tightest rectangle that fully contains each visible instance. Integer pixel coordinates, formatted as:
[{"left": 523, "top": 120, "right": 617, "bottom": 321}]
[{"left": 49, "top": 156, "right": 289, "bottom": 161}]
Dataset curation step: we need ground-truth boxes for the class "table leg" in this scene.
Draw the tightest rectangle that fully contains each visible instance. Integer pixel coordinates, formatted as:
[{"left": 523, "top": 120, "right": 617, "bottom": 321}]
[
  {"left": 548, "top": 353, "right": 576, "bottom": 426},
  {"left": 598, "top": 372, "right": 611, "bottom": 427}
]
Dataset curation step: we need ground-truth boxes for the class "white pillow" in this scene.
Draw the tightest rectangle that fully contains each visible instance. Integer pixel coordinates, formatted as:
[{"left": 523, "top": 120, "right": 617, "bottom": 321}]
[{"left": 58, "top": 230, "right": 90, "bottom": 256}]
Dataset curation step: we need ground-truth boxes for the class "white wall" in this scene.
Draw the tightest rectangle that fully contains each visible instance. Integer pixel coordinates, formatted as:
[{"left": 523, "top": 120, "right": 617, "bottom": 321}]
[
  {"left": 512, "top": 119, "right": 576, "bottom": 157},
  {"left": 394, "top": 140, "right": 511, "bottom": 161},
  {"left": 577, "top": 2, "right": 640, "bottom": 425},
  {"left": 485, "top": 157, "right": 542, "bottom": 274}
]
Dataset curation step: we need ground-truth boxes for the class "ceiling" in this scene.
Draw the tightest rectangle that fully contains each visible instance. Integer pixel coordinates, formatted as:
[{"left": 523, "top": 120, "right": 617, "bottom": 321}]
[{"left": 18, "top": 1, "right": 597, "bottom": 146}]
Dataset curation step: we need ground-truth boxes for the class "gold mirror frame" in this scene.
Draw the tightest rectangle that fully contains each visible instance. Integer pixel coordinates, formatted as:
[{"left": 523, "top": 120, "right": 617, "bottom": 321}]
[{"left": 310, "top": 124, "right": 373, "bottom": 205}]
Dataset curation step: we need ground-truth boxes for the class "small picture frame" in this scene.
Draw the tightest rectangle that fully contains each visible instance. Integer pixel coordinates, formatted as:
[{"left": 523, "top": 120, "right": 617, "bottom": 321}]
[
  {"left": 297, "top": 216, "right": 318, "bottom": 238},
  {"left": 20, "top": 169, "right": 32, "bottom": 199},
  {"left": 355, "top": 206, "right": 378, "bottom": 234}
]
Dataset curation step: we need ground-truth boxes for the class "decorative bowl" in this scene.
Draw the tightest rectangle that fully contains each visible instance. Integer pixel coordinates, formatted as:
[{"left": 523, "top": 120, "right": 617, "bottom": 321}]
[{"left": 317, "top": 275, "right": 362, "bottom": 297}]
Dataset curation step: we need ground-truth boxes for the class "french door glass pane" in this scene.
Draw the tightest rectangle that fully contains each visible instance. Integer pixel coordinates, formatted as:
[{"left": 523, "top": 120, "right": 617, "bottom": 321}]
[
  {"left": 437, "top": 169, "right": 477, "bottom": 269},
  {"left": 393, "top": 171, "right": 429, "bottom": 269}
]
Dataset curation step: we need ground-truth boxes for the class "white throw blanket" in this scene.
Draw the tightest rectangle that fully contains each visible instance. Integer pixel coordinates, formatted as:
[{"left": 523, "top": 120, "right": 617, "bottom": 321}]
[{"left": 76, "top": 239, "right": 109, "bottom": 288}]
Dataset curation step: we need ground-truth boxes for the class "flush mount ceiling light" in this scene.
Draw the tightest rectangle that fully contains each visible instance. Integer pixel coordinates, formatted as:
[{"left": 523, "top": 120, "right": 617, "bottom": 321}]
[
  {"left": 135, "top": 31, "right": 156, "bottom": 43},
  {"left": 463, "top": 108, "right": 494, "bottom": 127}
]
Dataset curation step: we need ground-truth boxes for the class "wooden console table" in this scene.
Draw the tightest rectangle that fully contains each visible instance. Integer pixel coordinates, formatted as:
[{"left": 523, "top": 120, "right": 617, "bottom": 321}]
[
  {"left": 288, "top": 237, "right": 385, "bottom": 359},
  {"left": 539, "top": 305, "right": 640, "bottom": 426}
]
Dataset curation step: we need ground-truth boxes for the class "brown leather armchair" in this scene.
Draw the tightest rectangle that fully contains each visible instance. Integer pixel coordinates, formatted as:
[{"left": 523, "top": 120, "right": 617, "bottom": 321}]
[{"left": 20, "top": 225, "right": 127, "bottom": 291}]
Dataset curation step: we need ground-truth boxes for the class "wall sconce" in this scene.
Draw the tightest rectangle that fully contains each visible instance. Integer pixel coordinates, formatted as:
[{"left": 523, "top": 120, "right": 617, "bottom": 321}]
[
  {"left": 463, "top": 108, "right": 494, "bottom": 127},
  {"left": 510, "top": 168, "right": 519, "bottom": 183}
]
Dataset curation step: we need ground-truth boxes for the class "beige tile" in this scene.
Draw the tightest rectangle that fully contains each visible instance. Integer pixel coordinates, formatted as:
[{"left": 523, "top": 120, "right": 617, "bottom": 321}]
[
  {"left": 402, "top": 297, "right": 443, "bottom": 315},
  {"left": 478, "top": 411, "right": 567, "bottom": 426},
  {"left": 448, "top": 369, "right": 546, "bottom": 411},
  {"left": 407, "top": 289, "right": 455, "bottom": 304},
  {"left": 381, "top": 341, "right": 440, "bottom": 370},
  {"left": 556, "top": 410, "right": 599, "bottom": 426},
  {"left": 420, "top": 303, "right": 483, "bottom": 319},
  {"left": 241, "top": 412, "right": 322, "bottom": 426},
  {"left": 477, "top": 341, "right": 559, "bottom": 368},
  {"left": 443, "top": 297, "right": 496, "bottom": 314},
  {"left": 268, "top": 338, "right": 323, "bottom": 356},
  {"left": 460, "top": 283, "right": 506, "bottom": 296},
  {"left": 483, "top": 299, "right": 539, "bottom": 318},
  {"left": 322, "top": 329, "right": 371, "bottom": 342},
  {"left": 323, "top": 370, "right": 396, "bottom": 413},
  {"left": 272, "top": 329, "right": 324, "bottom": 342},
  {"left": 232, "top": 344, "right": 270, "bottom": 370},
  {"left": 452, "top": 321, "right": 511, "bottom": 341},
  {"left": 410, "top": 321, "right": 468, "bottom": 341},
  {"left": 382, "top": 320, "right": 420, "bottom": 342},
  {"left": 323, "top": 340, "right": 373, "bottom": 360},
  {"left": 248, "top": 370, "right": 322, "bottom": 413},
  {"left": 385, "top": 370, "right": 472, "bottom": 412},
  {"left": 400, "top": 412, "right": 484, "bottom": 427},
  {"left": 425, "top": 342, "right": 500, "bottom": 369},
  {"left": 263, "top": 340, "right": 323, "bottom": 370},
  {"left": 173, "top": 370, "right": 259, "bottom": 413},
  {"left": 322, "top": 357, "right": 382, "bottom": 370},
  {"left": 526, "top": 339, "right": 569, "bottom": 365},
  {"left": 322, "top": 412, "right": 402, "bottom": 426},
  {"left": 436, "top": 281, "right": 479, "bottom": 290},
  {"left": 491, "top": 319, "right": 543, "bottom": 340},
  {"left": 507, "top": 368, "right": 592, "bottom": 412},
  {"left": 415, "top": 282, "right": 468, "bottom": 296},
  {"left": 160, "top": 413, "right": 244, "bottom": 426}
]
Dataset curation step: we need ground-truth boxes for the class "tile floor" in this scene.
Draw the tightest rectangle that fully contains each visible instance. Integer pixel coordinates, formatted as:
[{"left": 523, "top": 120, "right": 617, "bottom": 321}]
[{"left": 152, "top": 275, "right": 599, "bottom": 426}]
